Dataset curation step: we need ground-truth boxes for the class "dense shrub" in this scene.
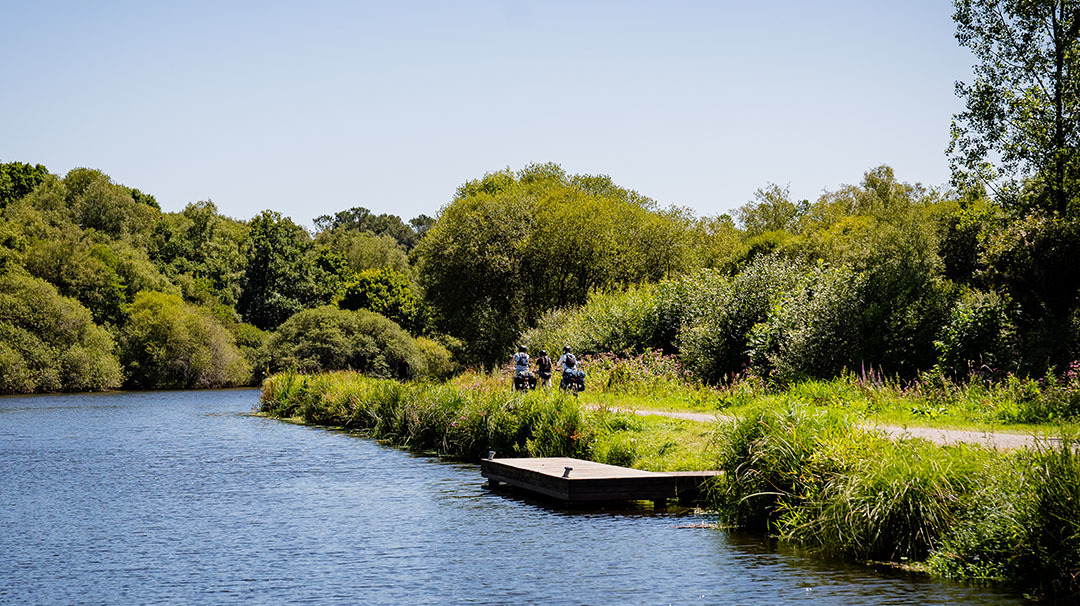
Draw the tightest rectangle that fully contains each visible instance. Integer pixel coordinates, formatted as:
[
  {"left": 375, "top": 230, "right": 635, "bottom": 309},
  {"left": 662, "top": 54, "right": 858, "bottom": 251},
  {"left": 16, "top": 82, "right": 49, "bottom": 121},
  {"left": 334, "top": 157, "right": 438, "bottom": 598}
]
[
  {"left": 746, "top": 264, "right": 868, "bottom": 381},
  {"left": 678, "top": 257, "right": 805, "bottom": 383},
  {"left": 0, "top": 272, "right": 122, "bottom": 393},
  {"left": 259, "top": 306, "right": 452, "bottom": 379},
  {"left": 934, "top": 288, "right": 1017, "bottom": 377},
  {"left": 521, "top": 284, "right": 662, "bottom": 356},
  {"left": 120, "top": 291, "right": 251, "bottom": 388}
]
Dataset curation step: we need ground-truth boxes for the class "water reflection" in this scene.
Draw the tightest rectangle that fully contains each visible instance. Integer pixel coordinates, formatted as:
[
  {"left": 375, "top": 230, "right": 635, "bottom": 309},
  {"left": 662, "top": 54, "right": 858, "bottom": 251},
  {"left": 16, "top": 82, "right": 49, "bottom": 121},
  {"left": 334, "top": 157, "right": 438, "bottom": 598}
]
[{"left": 0, "top": 389, "right": 1040, "bottom": 605}]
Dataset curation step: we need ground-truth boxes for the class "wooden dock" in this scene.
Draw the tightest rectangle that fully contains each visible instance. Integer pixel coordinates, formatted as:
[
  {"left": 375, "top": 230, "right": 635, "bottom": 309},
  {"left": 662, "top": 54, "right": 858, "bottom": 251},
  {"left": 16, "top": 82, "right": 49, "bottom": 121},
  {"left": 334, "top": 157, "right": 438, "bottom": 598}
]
[{"left": 479, "top": 456, "right": 718, "bottom": 506}]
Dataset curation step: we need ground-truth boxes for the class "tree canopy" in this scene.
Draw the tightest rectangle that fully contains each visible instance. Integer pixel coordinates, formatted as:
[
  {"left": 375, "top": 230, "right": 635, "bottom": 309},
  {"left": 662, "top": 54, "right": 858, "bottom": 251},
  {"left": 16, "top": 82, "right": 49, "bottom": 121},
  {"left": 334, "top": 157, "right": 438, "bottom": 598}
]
[{"left": 951, "top": 0, "right": 1080, "bottom": 213}]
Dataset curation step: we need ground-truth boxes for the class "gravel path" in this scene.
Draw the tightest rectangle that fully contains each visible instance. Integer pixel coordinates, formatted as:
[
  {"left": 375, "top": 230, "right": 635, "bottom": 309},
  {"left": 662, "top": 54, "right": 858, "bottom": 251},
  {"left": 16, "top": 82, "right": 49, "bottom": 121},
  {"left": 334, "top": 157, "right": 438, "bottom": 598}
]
[{"left": 619, "top": 408, "right": 1051, "bottom": 451}]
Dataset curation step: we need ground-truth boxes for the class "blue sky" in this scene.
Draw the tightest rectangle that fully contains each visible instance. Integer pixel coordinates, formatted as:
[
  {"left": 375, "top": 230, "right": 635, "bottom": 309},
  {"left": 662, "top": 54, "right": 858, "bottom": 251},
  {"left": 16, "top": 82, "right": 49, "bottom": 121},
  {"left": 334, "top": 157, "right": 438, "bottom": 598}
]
[{"left": 1, "top": 1, "right": 973, "bottom": 226}]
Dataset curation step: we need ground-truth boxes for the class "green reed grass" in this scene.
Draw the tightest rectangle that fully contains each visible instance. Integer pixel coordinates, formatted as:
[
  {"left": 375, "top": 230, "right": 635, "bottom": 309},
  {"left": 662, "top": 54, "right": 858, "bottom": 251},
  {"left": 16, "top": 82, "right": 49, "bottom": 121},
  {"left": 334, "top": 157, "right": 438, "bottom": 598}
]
[
  {"left": 260, "top": 369, "right": 714, "bottom": 471},
  {"left": 710, "top": 403, "right": 1080, "bottom": 598}
]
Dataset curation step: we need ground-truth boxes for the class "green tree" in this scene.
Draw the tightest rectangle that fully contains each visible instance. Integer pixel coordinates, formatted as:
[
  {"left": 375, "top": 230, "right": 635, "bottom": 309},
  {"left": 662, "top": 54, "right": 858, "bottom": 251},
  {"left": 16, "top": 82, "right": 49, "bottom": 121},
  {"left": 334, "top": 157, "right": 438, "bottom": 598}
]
[
  {"left": 0, "top": 161, "right": 48, "bottom": 208},
  {"left": 951, "top": 0, "right": 1080, "bottom": 213},
  {"left": 735, "top": 183, "right": 808, "bottom": 237},
  {"left": 150, "top": 201, "right": 247, "bottom": 305},
  {"left": 416, "top": 163, "right": 693, "bottom": 364},
  {"left": 339, "top": 267, "right": 420, "bottom": 331},
  {"left": 313, "top": 206, "right": 429, "bottom": 250},
  {"left": 0, "top": 272, "right": 123, "bottom": 393},
  {"left": 313, "top": 227, "right": 411, "bottom": 275},
  {"left": 237, "top": 210, "right": 315, "bottom": 330},
  {"left": 120, "top": 291, "right": 251, "bottom": 388}
]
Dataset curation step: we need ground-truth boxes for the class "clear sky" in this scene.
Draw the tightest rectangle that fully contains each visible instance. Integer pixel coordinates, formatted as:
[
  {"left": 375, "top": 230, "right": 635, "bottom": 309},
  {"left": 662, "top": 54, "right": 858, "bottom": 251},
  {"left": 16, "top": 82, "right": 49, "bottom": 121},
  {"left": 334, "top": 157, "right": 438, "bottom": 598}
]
[{"left": 1, "top": 1, "right": 973, "bottom": 226}]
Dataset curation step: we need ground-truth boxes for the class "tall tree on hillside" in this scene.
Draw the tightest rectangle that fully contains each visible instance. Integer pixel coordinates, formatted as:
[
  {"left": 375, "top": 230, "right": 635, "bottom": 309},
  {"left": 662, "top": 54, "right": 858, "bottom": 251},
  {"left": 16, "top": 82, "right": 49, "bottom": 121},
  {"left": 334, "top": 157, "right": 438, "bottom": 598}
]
[{"left": 950, "top": 0, "right": 1080, "bottom": 214}]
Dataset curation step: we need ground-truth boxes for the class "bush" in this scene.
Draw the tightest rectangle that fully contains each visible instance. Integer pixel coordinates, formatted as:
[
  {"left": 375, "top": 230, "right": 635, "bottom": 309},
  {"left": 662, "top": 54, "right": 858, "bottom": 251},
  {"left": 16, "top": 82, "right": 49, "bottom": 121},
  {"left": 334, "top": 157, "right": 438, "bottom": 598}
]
[
  {"left": 121, "top": 291, "right": 251, "bottom": 388},
  {"left": 934, "top": 288, "right": 1018, "bottom": 377},
  {"left": 0, "top": 272, "right": 122, "bottom": 393},
  {"left": 258, "top": 306, "right": 451, "bottom": 379},
  {"left": 746, "top": 264, "right": 868, "bottom": 382},
  {"left": 679, "top": 257, "right": 806, "bottom": 383},
  {"left": 521, "top": 284, "right": 662, "bottom": 357}
]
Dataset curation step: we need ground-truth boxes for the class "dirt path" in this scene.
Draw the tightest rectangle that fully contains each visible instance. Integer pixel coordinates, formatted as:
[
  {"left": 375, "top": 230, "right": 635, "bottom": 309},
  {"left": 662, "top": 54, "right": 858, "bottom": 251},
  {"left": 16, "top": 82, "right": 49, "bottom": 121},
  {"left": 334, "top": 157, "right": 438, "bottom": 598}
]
[{"left": 618, "top": 407, "right": 1050, "bottom": 451}]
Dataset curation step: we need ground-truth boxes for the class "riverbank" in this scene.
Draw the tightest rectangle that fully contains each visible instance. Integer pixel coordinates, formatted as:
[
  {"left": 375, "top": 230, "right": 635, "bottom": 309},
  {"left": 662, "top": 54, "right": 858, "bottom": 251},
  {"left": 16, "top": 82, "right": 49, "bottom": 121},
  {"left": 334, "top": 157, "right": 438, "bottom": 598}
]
[{"left": 259, "top": 369, "right": 1080, "bottom": 599}]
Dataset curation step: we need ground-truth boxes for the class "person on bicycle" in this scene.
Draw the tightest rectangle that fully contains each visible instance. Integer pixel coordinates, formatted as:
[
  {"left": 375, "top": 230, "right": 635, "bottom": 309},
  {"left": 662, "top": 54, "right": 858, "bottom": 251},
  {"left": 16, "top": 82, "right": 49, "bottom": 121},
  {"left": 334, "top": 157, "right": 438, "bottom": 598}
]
[
  {"left": 513, "top": 346, "right": 537, "bottom": 390},
  {"left": 557, "top": 345, "right": 576, "bottom": 371},
  {"left": 535, "top": 350, "right": 553, "bottom": 387},
  {"left": 560, "top": 353, "right": 585, "bottom": 393}
]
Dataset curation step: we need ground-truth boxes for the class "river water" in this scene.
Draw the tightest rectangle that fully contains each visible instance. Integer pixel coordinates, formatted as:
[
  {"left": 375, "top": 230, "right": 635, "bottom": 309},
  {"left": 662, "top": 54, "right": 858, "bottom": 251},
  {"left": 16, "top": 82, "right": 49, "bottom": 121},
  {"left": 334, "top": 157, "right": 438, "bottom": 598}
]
[{"left": 0, "top": 389, "right": 1033, "bottom": 605}]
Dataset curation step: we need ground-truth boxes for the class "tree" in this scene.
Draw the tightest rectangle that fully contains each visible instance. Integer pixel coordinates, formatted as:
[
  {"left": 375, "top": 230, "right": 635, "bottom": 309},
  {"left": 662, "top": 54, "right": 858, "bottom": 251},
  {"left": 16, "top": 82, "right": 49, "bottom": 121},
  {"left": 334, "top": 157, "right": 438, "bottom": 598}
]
[
  {"left": 951, "top": 0, "right": 1080, "bottom": 214},
  {"left": 416, "top": 163, "right": 693, "bottom": 364},
  {"left": 313, "top": 206, "right": 428, "bottom": 250},
  {"left": 150, "top": 201, "right": 248, "bottom": 305},
  {"left": 0, "top": 272, "right": 123, "bottom": 393},
  {"left": 339, "top": 267, "right": 420, "bottom": 332},
  {"left": 120, "top": 291, "right": 251, "bottom": 388},
  {"left": 0, "top": 161, "right": 48, "bottom": 208},
  {"left": 237, "top": 210, "right": 315, "bottom": 330},
  {"left": 734, "top": 184, "right": 807, "bottom": 237},
  {"left": 313, "top": 227, "right": 411, "bottom": 275}
]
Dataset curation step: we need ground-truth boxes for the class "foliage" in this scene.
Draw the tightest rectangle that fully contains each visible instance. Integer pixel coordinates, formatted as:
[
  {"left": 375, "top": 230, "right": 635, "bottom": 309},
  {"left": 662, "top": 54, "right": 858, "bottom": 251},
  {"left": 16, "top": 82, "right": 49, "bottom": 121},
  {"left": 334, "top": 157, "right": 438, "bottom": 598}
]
[
  {"left": 257, "top": 305, "right": 450, "bottom": 379},
  {"left": 149, "top": 200, "right": 247, "bottom": 306},
  {"left": 313, "top": 206, "right": 431, "bottom": 250},
  {"left": 679, "top": 258, "right": 806, "bottom": 383},
  {"left": 0, "top": 161, "right": 48, "bottom": 208},
  {"left": 120, "top": 291, "right": 251, "bottom": 388},
  {"left": 0, "top": 271, "right": 122, "bottom": 393},
  {"left": 734, "top": 183, "right": 807, "bottom": 237},
  {"left": 980, "top": 213, "right": 1080, "bottom": 370},
  {"left": 934, "top": 288, "right": 1018, "bottom": 377},
  {"left": 313, "top": 228, "right": 411, "bottom": 276},
  {"left": 416, "top": 162, "right": 694, "bottom": 365},
  {"left": 237, "top": 210, "right": 316, "bottom": 330},
  {"left": 950, "top": 0, "right": 1080, "bottom": 214},
  {"left": 339, "top": 267, "right": 420, "bottom": 332}
]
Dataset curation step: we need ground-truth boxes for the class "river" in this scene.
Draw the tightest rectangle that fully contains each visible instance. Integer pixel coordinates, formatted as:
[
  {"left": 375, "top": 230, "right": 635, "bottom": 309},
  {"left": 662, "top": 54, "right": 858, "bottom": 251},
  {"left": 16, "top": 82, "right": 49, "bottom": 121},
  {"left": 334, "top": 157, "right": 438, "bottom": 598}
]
[{"left": 0, "top": 389, "right": 1034, "bottom": 604}]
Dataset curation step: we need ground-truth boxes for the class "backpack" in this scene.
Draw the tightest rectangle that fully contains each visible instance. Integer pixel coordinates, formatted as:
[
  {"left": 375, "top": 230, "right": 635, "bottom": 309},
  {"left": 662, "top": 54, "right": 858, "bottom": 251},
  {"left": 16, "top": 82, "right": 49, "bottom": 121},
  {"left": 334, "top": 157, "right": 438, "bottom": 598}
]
[{"left": 564, "top": 353, "right": 577, "bottom": 368}]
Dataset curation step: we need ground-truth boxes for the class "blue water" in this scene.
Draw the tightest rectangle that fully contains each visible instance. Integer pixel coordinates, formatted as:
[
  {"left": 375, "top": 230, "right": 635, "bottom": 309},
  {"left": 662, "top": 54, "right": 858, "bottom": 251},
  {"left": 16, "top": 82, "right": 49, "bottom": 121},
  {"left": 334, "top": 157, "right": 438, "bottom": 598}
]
[{"left": 0, "top": 389, "right": 1032, "bottom": 605}]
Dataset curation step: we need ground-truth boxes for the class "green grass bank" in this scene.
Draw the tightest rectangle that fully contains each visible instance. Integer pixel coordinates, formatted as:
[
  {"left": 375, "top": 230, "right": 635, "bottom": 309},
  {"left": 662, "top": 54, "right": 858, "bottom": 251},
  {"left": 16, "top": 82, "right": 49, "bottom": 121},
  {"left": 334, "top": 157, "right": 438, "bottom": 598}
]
[{"left": 260, "top": 368, "right": 1080, "bottom": 599}]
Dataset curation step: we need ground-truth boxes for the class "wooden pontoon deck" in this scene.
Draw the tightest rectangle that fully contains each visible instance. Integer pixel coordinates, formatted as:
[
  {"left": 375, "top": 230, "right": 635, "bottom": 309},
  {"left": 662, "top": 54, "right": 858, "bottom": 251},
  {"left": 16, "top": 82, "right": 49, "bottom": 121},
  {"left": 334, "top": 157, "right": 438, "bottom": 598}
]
[{"left": 480, "top": 456, "right": 718, "bottom": 506}]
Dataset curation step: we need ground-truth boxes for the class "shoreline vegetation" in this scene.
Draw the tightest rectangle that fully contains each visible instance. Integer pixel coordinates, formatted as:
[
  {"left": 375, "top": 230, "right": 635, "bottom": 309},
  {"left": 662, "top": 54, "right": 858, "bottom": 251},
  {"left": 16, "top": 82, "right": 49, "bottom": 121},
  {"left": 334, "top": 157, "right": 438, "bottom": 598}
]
[{"left": 261, "top": 362, "right": 1080, "bottom": 600}]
